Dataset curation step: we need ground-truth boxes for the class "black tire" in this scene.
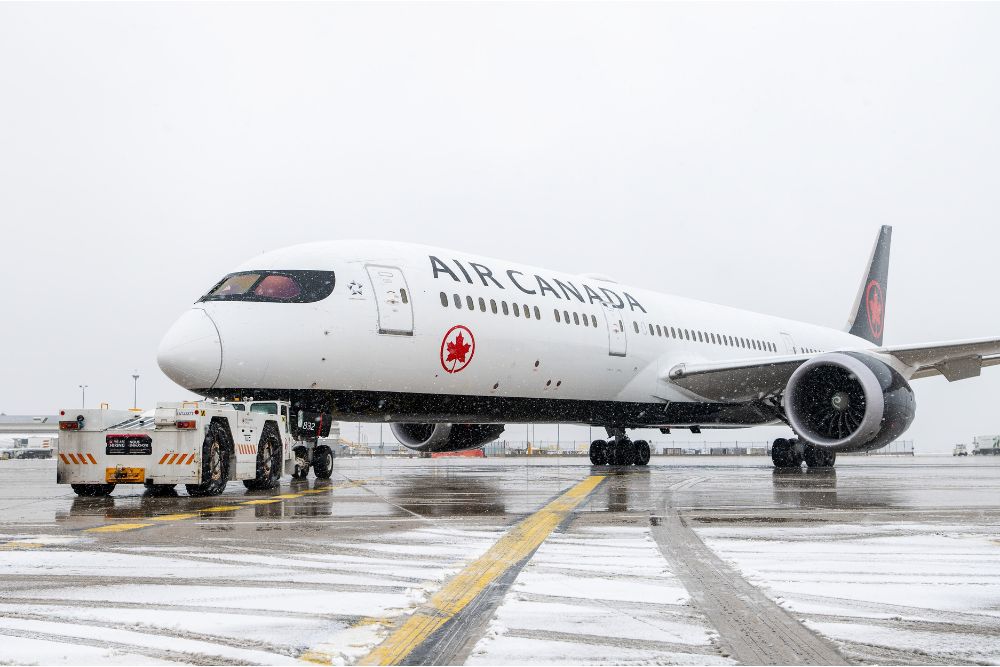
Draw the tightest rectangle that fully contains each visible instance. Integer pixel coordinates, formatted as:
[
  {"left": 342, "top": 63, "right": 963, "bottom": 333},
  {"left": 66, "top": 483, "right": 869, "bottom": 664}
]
[
  {"left": 244, "top": 427, "right": 283, "bottom": 490},
  {"left": 771, "top": 438, "right": 796, "bottom": 468},
  {"left": 804, "top": 445, "right": 835, "bottom": 468},
  {"left": 589, "top": 440, "right": 607, "bottom": 465},
  {"left": 144, "top": 482, "right": 177, "bottom": 496},
  {"left": 606, "top": 441, "right": 619, "bottom": 466},
  {"left": 185, "top": 423, "right": 230, "bottom": 497},
  {"left": 312, "top": 445, "right": 334, "bottom": 480},
  {"left": 634, "top": 440, "right": 651, "bottom": 466},
  {"left": 71, "top": 483, "right": 115, "bottom": 497},
  {"left": 617, "top": 440, "right": 636, "bottom": 466}
]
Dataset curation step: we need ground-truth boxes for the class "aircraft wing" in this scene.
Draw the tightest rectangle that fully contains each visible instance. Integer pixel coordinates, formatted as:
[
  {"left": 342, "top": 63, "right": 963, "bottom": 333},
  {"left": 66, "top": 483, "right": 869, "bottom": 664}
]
[{"left": 666, "top": 337, "right": 1000, "bottom": 402}]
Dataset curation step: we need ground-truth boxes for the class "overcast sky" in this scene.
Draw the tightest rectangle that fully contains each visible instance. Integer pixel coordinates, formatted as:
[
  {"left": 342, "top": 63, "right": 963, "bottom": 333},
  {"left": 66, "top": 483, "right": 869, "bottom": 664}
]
[{"left": 2, "top": 2, "right": 998, "bottom": 452}]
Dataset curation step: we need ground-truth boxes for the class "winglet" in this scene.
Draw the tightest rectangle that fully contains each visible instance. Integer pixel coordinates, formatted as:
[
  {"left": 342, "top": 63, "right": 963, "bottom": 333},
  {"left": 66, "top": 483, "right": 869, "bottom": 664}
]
[{"left": 846, "top": 226, "right": 892, "bottom": 346}]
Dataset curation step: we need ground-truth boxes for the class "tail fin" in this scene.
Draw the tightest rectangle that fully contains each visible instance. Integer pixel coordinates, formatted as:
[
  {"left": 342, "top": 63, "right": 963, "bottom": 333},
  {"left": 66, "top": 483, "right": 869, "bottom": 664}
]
[{"left": 846, "top": 225, "right": 892, "bottom": 346}]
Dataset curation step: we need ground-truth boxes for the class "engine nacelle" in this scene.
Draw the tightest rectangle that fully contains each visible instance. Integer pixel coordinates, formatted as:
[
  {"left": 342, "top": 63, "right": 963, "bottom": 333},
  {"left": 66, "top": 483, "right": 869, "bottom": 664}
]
[
  {"left": 785, "top": 352, "right": 915, "bottom": 453},
  {"left": 390, "top": 423, "right": 505, "bottom": 453}
]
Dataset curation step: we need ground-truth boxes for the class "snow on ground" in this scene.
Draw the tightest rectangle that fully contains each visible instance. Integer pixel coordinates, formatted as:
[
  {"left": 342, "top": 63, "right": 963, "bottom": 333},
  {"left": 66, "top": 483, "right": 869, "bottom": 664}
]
[
  {"left": 468, "top": 526, "right": 732, "bottom": 666},
  {"left": 696, "top": 521, "right": 1000, "bottom": 665},
  {"left": 0, "top": 525, "right": 503, "bottom": 665}
]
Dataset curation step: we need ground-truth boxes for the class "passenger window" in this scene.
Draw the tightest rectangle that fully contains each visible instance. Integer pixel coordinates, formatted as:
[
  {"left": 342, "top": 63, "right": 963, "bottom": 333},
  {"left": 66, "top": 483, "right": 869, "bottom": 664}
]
[
  {"left": 440, "top": 292, "right": 448, "bottom": 307},
  {"left": 564, "top": 310, "right": 570, "bottom": 324},
  {"left": 513, "top": 303, "right": 521, "bottom": 317},
  {"left": 453, "top": 294, "right": 462, "bottom": 308},
  {"left": 554, "top": 309, "right": 561, "bottom": 323},
  {"left": 534, "top": 306, "right": 541, "bottom": 319},
  {"left": 656, "top": 325, "right": 662, "bottom": 336},
  {"left": 466, "top": 296, "right": 475, "bottom": 310},
  {"left": 591, "top": 314, "right": 597, "bottom": 327},
  {"left": 648, "top": 323, "right": 653, "bottom": 335},
  {"left": 400, "top": 288, "right": 409, "bottom": 304},
  {"left": 491, "top": 299, "right": 498, "bottom": 314},
  {"left": 523, "top": 304, "right": 530, "bottom": 318},
  {"left": 479, "top": 297, "right": 486, "bottom": 312},
  {"left": 573, "top": 313, "right": 579, "bottom": 325},
  {"left": 697, "top": 331, "right": 703, "bottom": 343},
  {"left": 502, "top": 301, "right": 509, "bottom": 315},
  {"left": 633, "top": 321, "right": 640, "bottom": 333}
]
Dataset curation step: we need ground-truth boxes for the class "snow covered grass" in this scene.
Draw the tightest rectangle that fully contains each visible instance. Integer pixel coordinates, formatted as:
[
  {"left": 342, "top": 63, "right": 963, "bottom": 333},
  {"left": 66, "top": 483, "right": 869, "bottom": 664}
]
[
  {"left": 468, "top": 526, "right": 731, "bottom": 665},
  {"left": 696, "top": 521, "right": 1000, "bottom": 664}
]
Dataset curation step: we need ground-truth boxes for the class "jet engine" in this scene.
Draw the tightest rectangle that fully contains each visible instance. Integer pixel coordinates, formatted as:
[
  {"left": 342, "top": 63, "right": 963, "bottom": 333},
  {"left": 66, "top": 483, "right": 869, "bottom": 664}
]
[
  {"left": 390, "top": 423, "right": 505, "bottom": 453},
  {"left": 784, "top": 352, "right": 915, "bottom": 452}
]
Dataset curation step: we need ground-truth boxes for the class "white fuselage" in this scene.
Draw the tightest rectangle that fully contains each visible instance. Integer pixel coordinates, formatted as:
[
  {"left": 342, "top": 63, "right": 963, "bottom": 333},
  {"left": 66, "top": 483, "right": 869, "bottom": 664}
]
[{"left": 157, "top": 240, "right": 875, "bottom": 428}]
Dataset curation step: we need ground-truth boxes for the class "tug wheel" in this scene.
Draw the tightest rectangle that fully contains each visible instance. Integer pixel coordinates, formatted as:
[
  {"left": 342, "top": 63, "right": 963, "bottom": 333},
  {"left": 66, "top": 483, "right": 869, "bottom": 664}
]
[
  {"left": 71, "top": 484, "right": 115, "bottom": 497},
  {"left": 186, "top": 423, "right": 230, "bottom": 497},
  {"left": 312, "top": 445, "right": 334, "bottom": 480}
]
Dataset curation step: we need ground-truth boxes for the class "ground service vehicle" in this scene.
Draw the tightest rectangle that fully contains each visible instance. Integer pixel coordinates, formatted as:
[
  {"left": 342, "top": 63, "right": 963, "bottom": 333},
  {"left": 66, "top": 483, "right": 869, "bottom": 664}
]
[{"left": 57, "top": 400, "right": 334, "bottom": 496}]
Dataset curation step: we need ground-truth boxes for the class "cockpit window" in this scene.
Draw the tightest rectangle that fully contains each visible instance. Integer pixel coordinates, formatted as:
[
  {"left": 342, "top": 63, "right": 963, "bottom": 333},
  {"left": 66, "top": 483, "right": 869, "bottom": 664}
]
[
  {"left": 209, "top": 273, "right": 260, "bottom": 297},
  {"left": 199, "top": 270, "right": 335, "bottom": 304},
  {"left": 254, "top": 275, "right": 301, "bottom": 299}
]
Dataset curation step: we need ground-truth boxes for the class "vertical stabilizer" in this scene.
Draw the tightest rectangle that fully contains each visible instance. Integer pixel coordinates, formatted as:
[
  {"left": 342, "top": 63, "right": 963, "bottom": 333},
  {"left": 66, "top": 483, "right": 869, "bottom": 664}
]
[{"left": 846, "top": 226, "right": 892, "bottom": 346}]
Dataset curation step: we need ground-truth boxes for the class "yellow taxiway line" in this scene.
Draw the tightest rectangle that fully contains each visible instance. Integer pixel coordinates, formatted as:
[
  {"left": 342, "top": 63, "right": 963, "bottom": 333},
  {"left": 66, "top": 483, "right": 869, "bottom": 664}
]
[
  {"left": 344, "top": 474, "right": 605, "bottom": 666},
  {"left": 81, "top": 480, "right": 363, "bottom": 534}
]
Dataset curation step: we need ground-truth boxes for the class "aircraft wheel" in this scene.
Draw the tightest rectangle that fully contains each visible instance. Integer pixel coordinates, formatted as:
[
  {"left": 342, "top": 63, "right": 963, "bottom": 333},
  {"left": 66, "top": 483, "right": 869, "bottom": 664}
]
[
  {"left": 803, "top": 444, "right": 835, "bottom": 468},
  {"left": 771, "top": 438, "right": 798, "bottom": 468},
  {"left": 589, "top": 440, "right": 608, "bottom": 465},
  {"left": 617, "top": 439, "right": 636, "bottom": 466},
  {"left": 291, "top": 445, "right": 310, "bottom": 479},
  {"left": 186, "top": 424, "right": 230, "bottom": 497},
  {"left": 634, "top": 440, "right": 651, "bottom": 466},
  {"left": 312, "top": 445, "right": 334, "bottom": 480},
  {"left": 71, "top": 483, "right": 115, "bottom": 497}
]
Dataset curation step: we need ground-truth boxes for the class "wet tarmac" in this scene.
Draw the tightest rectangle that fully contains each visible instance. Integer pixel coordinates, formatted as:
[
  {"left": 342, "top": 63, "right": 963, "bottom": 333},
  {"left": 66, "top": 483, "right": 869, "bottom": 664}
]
[{"left": 0, "top": 456, "right": 998, "bottom": 665}]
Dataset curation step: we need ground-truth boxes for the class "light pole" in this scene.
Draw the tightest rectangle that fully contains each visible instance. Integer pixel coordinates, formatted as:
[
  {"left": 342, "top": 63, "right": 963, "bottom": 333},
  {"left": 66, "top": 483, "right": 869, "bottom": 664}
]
[
  {"left": 79, "top": 385, "right": 87, "bottom": 409},
  {"left": 131, "top": 371, "right": 140, "bottom": 410}
]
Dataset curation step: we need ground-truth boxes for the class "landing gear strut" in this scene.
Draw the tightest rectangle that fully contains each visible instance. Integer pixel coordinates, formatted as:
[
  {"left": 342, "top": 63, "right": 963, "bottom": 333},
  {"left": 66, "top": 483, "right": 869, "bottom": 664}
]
[{"left": 589, "top": 430, "right": 650, "bottom": 467}]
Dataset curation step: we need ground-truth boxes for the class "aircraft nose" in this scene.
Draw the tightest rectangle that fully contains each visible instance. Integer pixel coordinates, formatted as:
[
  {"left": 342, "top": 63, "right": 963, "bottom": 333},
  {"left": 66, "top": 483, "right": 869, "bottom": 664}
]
[{"left": 157, "top": 308, "right": 223, "bottom": 391}]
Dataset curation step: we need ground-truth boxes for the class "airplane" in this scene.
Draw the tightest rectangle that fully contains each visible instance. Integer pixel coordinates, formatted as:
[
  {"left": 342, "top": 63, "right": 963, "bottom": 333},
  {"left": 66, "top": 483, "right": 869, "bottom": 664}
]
[{"left": 157, "top": 226, "right": 1000, "bottom": 469}]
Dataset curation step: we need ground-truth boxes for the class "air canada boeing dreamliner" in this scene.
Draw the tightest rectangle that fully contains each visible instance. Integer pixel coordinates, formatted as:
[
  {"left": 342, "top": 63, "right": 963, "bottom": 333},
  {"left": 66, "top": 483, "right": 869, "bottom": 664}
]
[{"left": 157, "top": 227, "right": 1000, "bottom": 468}]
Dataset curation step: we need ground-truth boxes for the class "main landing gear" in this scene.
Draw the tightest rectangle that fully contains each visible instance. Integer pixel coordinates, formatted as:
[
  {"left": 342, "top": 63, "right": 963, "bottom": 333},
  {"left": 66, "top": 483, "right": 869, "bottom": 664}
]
[
  {"left": 771, "top": 438, "right": 836, "bottom": 469},
  {"left": 589, "top": 433, "right": 650, "bottom": 467}
]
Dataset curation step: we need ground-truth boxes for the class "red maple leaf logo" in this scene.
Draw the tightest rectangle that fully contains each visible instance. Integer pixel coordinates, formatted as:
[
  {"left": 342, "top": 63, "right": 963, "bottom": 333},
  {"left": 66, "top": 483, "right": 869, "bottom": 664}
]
[
  {"left": 446, "top": 332, "right": 471, "bottom": 364},
  {"left": 440, "top": 326, "right": 476, "bottom": 373}
]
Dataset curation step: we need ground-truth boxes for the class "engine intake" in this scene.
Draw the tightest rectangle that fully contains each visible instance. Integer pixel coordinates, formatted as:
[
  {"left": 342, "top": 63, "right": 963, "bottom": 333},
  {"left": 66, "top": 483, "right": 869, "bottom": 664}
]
[
  {"left": 785, "top": 352, "right": 915, "bottom": 452},
  {"left": 390, "top": 423, "right": 505, "bottom": 453}
]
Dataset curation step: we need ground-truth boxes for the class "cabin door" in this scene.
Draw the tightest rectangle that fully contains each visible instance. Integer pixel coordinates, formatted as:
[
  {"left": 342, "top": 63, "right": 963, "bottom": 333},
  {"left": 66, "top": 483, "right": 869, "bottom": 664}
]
[
  {"left": 365, "top": 265, "right": 413, "bottom": 335},
  {"left": 601, "top": 302, "right": 627, "bottom": 357},
  {"left": 780, "top": 332, "right": 797, "bottom": 354}
]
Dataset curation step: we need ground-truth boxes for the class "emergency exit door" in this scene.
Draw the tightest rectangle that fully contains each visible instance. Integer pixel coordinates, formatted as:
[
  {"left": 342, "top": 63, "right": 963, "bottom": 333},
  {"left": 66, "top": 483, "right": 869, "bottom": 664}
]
[
  {"left": 601, "top": 302, "right": 627, "bottom": 357},
  {"left": 366, "top": 265, "right": 413, "bottom": 335}
]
